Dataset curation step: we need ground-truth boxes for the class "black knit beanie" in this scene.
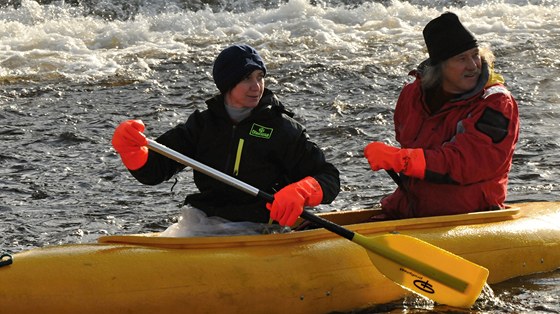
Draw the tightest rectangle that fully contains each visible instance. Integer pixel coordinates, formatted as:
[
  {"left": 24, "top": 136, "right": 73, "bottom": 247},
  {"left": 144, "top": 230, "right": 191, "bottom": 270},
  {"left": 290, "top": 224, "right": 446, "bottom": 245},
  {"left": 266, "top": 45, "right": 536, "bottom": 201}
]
[
  {"left": 423, "top": 12, "right": 478, "bottom": 65},
  {"left": 212, "top": 44, "right": 267, "bottom": 94}
]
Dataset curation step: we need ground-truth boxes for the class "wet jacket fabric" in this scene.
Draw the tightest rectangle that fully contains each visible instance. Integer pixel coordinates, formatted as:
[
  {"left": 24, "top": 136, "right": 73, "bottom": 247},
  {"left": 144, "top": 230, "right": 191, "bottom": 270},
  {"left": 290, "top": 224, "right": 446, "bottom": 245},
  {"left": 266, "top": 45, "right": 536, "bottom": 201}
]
[
  {"left": 381, "top": 61, "right": 519, "bottom": 218},
  {"left": 130, "top": 89, "right": 340, "bottom": 223}
]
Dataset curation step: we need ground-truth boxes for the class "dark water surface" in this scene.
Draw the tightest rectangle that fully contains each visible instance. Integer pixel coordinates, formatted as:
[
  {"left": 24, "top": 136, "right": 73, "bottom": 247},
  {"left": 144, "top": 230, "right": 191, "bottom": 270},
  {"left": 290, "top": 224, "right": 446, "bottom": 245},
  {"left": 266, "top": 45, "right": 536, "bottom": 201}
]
[{"left": 1, "top": 0, "right": 559, "bottom": 313}]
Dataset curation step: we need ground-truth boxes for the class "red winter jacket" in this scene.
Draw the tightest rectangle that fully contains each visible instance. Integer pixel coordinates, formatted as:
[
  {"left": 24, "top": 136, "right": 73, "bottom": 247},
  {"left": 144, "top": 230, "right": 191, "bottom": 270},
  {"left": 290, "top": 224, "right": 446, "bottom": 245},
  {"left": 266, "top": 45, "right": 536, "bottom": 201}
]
[{"left": 381, "top": 62, "right": 519, "bottom": 218}]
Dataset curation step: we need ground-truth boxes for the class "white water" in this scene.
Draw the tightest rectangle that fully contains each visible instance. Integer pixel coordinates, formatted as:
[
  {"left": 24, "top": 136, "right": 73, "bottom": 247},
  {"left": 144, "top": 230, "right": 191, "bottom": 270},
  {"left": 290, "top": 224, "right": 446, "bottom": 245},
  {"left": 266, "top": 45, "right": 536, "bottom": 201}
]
[{"left": 1, "top": 0, "right": 558, "bottom": 84}]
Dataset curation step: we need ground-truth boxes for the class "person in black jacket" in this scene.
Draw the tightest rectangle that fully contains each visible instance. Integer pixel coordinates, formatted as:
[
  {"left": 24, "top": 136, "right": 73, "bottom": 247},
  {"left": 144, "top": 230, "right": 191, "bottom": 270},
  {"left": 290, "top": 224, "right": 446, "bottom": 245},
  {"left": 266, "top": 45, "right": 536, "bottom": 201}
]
[{"left": 112, "top": 44, "right": 340, "bottom": 228}]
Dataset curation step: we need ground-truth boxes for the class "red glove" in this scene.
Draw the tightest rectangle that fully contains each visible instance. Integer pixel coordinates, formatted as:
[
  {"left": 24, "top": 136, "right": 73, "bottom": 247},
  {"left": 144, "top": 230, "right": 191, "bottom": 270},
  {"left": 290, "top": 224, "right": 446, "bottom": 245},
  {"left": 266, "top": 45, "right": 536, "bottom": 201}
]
[
  {"left": 112, "top": 120, "right": 149, "bottom": 170},
  {"left": 266, "top": 176, "right": 323, "bottom": 227},
  {"left": 364, "top": 142, "right": 426, "bottom": 179}
]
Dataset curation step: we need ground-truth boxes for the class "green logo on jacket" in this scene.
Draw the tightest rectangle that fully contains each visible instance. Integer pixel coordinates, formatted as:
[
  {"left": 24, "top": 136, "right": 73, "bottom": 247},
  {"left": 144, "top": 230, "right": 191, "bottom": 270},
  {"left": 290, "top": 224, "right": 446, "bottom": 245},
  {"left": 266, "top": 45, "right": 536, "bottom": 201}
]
[{"left": 249, "top": 123, "right": 273, "bottom": 139}]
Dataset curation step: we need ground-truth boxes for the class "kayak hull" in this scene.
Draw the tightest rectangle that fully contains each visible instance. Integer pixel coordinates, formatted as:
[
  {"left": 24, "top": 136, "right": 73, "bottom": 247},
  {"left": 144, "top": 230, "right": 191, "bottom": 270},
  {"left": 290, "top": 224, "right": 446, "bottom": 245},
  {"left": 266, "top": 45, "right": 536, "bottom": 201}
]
[{"left": 0, "top": 201, "right": 559, "bottom": 313}]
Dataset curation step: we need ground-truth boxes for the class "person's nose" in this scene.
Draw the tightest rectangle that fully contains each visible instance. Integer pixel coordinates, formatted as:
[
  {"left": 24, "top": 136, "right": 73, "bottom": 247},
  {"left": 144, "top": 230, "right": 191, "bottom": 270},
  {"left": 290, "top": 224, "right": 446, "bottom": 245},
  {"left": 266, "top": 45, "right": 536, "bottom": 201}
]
[
  {"left": 467, "top": 56, "right": 479, "bottom": 70},
  {"left": 249, "top": 78, "right": 262, "bottom": 90}
]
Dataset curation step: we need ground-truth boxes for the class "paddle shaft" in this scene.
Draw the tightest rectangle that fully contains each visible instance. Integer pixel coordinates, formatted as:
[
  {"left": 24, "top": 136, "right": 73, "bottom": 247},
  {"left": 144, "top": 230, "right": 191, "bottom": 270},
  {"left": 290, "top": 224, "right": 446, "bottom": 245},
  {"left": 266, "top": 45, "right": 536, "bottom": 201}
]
[
  {"left": 386, "top": 170, "right": 403, "bottom": 189},
  {"left": 147, "top": 139, "right": 467, "bottom": 292}
]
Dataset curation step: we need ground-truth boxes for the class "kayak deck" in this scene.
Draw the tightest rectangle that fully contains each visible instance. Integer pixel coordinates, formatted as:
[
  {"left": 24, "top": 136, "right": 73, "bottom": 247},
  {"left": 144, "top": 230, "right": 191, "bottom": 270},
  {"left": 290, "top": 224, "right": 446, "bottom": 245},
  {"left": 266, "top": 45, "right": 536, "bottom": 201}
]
[
  {"left": 97, "top": 202, "right": 559, "bottom": 285},
  {"left": 98, "top": 206, "right": 521, "bottom": 249}
]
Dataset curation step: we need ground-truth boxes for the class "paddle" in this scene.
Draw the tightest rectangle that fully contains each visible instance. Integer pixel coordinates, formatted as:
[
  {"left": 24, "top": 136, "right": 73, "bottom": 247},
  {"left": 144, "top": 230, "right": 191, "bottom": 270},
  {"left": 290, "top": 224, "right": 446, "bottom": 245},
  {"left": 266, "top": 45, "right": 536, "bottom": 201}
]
[
  {"left": 147, "top": 139, "right": 488, "bottom": 308},
  {"left": 386, "top": 169, "right": 404, "bottom": 189}
]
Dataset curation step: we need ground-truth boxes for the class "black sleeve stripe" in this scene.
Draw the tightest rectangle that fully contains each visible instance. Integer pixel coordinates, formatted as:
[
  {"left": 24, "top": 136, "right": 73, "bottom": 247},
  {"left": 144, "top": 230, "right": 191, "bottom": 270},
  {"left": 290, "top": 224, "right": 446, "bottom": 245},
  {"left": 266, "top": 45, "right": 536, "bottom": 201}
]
[
  {"left": 424, "top": 170, "right": 459, "bottom": 185},
  {"left": 475, "top": 107, "right": 509, "bottom": 143}
]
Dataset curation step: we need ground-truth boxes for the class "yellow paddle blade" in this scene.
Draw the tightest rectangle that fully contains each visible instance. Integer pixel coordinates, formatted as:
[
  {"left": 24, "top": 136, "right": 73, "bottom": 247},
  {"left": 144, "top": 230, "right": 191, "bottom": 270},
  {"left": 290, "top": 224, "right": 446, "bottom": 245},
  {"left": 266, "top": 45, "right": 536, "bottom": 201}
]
[{"left": 353, "top": 233, "right": 488, "bottom": 308}]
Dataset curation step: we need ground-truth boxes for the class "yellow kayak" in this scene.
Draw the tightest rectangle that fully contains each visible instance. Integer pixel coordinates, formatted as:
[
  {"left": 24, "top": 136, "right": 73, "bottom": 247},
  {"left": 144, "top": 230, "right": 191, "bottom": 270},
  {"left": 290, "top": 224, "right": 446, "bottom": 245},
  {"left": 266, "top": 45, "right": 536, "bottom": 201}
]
[{"left": 0, "top": 201, "right": 558, "bottom": 314}]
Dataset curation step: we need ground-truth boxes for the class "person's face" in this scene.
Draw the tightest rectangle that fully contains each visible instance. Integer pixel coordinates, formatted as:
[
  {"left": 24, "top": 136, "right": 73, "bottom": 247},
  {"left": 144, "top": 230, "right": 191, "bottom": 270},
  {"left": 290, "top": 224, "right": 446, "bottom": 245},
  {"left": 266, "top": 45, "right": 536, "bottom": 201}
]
[
  {"left": 225, "top": 70, "right": 265, "bottom": 109},
  {"left": 441, "top": 47, "right": 482, "bottom": 94}
]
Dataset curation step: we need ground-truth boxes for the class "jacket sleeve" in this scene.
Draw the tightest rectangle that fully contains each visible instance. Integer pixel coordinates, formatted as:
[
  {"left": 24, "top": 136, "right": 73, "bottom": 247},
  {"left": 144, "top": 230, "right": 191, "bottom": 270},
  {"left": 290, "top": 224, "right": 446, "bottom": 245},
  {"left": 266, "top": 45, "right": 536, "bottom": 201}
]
[
  {"left": 424, "top": 86, "right": 519, "bottom": 185},
  {"left": 281, "top": 128, "right": 341, "bottom": 204},
  {"left": 128, "top": 111, "right": 202, "bottom": 185}
]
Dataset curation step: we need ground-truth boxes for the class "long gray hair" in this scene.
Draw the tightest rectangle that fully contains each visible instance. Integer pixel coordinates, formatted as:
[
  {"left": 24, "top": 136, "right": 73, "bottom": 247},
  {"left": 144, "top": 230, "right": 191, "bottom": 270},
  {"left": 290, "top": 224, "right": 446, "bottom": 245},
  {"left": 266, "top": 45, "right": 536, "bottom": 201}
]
[{"left": 421, "top": 46, "right": 495, "bottom": 91}]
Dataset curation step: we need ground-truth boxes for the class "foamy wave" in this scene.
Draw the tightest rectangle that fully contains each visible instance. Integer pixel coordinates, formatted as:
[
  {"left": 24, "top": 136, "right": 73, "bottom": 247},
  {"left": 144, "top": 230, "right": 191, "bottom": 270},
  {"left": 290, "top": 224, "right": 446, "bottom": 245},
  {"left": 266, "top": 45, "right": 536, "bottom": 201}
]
[{"left": 0, "top": 0, "right": 558, "bottom": 83}]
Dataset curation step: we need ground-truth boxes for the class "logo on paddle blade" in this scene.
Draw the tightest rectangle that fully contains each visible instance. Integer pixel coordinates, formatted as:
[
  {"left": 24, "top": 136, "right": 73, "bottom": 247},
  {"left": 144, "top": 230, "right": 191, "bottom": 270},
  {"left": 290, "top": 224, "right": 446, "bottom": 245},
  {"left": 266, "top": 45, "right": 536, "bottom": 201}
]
[
  {"left": 414, "top": 279, "right": 435, "bottom": 294},
  {"left": 400, "top": 267, "right": 435, "bottom": 294}
]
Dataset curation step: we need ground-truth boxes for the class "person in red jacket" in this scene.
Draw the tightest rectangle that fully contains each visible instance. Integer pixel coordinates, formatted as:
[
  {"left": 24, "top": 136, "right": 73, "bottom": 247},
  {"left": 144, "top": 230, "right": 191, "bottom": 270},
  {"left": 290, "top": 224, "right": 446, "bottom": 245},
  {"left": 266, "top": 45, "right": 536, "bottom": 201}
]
[{"left": 364, "top": 12, "right": 519, "bottom": 219}]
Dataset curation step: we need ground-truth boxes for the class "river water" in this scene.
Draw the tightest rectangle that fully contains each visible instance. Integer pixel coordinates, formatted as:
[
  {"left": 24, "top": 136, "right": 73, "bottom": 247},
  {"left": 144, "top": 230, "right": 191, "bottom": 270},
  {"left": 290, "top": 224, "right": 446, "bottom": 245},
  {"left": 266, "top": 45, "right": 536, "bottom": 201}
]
[{"left": 0, "top": 0, "right": 558, "bottom": 313}]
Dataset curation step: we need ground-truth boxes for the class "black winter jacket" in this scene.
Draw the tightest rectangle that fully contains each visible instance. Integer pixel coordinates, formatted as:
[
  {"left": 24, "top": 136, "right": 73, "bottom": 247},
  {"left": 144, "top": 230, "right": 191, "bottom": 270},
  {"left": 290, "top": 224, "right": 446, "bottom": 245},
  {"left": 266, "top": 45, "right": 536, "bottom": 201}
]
[{"left": 130, "top": 89, "right": 340, "bottom": 223}]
